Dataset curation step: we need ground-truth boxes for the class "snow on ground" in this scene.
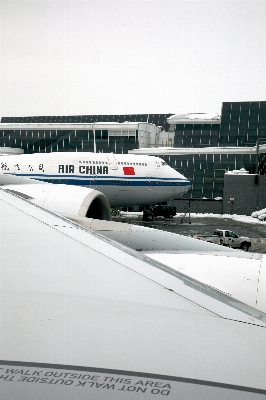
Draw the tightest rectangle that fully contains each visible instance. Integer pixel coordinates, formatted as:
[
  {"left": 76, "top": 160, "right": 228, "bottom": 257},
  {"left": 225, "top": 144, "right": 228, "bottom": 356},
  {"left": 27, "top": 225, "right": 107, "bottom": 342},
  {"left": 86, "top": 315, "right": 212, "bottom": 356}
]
[
  {"left": 176, "top": 213, "right": 266, "bottom": 225},
  {"left": 119, "top": 211, "right": 266, "bottom": 224}
]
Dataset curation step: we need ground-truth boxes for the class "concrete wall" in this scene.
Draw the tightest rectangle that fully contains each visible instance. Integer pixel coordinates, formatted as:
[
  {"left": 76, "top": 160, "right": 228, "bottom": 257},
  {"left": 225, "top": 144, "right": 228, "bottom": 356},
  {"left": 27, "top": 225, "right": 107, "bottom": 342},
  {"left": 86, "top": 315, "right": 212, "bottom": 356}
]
[
  {"left": 169, "top": 198, "right": 223, "bottom": 214},
  {"left": 168, "top": 175, "right": 266, "bottom": 216},
  {"left": 223, "top": 174, "right": 266, "bottom": 215}
]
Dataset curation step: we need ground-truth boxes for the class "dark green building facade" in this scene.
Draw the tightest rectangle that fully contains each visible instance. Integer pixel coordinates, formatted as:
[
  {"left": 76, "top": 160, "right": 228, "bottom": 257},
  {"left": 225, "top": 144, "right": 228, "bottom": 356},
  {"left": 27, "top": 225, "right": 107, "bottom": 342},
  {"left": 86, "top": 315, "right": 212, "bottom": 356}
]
[{"left": 1, "top": 102, "right": 265, "bottom": 199}]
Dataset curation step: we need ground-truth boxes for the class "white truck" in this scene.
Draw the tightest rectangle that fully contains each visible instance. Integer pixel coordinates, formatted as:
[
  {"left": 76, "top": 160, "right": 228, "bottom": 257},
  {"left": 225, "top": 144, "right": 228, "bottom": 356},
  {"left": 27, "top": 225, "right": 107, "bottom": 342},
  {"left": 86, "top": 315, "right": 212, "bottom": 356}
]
[{"left": 195, "top": 229, "right": 251, "bottom": 251}]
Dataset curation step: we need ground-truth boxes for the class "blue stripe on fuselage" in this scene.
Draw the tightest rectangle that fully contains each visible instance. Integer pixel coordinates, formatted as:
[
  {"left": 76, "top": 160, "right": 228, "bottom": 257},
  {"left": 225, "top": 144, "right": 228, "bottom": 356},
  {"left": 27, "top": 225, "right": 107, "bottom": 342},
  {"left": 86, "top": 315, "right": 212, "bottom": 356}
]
[{"left": 9, "top": 173, "right": 191, "bottom": 187}]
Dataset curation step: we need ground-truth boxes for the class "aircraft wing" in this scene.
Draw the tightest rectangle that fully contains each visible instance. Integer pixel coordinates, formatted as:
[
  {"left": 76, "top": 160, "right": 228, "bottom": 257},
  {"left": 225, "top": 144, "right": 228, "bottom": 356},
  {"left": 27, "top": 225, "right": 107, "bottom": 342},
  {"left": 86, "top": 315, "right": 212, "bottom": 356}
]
[
  {"left": 1, "top": 189, "right": 266, "bottom": 399},
  {"left": 69, "top": 218, "right": 266, "bottom": 314}
]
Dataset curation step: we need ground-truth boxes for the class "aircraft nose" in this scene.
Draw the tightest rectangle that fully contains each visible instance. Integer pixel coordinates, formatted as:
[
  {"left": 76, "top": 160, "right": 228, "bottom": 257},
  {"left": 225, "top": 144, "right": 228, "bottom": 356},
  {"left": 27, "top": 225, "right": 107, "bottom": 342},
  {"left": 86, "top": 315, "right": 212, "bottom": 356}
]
[{"left": 179, "top": 179, "right": 191, "bottom": 194}]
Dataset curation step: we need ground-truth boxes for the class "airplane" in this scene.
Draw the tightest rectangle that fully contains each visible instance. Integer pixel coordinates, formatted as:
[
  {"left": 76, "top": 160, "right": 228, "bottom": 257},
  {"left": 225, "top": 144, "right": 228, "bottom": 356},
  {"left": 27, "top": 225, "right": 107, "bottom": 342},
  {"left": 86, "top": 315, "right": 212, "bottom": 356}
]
[
  {"left": 0, "top": 152, "right": 191, "bottom": 208},
  {"left": 1, "top": 187, "right": 266, "bottom": 399}
]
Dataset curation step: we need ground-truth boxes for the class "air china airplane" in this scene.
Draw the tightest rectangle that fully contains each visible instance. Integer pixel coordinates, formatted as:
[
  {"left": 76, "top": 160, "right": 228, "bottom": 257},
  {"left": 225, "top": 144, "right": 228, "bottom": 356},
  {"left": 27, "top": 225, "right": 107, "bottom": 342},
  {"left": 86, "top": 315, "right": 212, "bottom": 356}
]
[{"left": 0, "top": 152, "right": 191, "bottom": 207}]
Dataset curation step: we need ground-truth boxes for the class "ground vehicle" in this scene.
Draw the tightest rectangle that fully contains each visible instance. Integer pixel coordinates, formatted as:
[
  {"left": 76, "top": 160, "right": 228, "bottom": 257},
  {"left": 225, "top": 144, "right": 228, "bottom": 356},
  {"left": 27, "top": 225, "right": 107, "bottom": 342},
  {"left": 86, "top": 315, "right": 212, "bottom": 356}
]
[
  {"left": 195, "top": 229, "right": 251, "bottom": 251},
  {"left": 143, "top": 205, "right": 177, "bottom": 221}
]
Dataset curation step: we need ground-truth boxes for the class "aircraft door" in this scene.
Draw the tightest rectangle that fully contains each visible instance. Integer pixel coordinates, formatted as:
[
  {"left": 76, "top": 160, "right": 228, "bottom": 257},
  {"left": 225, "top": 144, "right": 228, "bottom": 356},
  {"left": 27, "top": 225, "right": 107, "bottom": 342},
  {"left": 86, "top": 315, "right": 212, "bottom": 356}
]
[
  {"left": 146, "top": 159, "right": 159, "bottom": 190},
  {"left": 86, "top": 162, "right": 97, "bottom": 189},
  {"left": 146, "top": 175, "right": 153, "bottom": 191},
  {"left": 90, "top": 175, "right": 97, "bottom": 189},
  {"left": 106, "top": 154, "right": 118, "bottom": 170},
  {"left": 155, "top": 160, "right": 161, "bottom": 168}
]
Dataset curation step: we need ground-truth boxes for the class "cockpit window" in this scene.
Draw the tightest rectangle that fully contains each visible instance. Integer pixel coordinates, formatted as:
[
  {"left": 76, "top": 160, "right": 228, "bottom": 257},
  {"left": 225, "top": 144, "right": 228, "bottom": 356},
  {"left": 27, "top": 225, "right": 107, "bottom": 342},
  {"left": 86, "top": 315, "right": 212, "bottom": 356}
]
[{"left": 161, "top": 161, "right": 168, "bottom": 166}]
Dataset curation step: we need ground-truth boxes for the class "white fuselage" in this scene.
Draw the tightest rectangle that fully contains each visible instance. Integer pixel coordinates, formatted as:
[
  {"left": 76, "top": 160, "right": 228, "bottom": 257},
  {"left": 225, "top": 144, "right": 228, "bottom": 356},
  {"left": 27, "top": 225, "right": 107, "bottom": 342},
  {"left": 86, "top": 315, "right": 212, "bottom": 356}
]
[{"left": 0, "top": 152, "right": 191, "bottom": 206}]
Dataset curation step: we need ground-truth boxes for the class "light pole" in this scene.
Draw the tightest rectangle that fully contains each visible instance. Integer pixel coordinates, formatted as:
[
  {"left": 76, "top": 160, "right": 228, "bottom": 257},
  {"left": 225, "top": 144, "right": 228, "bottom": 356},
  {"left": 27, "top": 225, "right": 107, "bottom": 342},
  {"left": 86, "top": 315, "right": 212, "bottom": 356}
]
[
  {"left": 255, "top": 138, "right": 266, "bottom": 175},
  {"left": 255, "top": 138, "right": 266, "bottom": 210}
]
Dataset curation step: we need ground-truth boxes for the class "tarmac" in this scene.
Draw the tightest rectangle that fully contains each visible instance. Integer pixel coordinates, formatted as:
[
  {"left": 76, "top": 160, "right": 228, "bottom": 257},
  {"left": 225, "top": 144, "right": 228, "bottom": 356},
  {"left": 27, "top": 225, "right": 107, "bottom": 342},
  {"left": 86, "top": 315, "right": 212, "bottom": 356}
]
[{"left": 112, "top": 213, "right": 266, "bottom": 254}]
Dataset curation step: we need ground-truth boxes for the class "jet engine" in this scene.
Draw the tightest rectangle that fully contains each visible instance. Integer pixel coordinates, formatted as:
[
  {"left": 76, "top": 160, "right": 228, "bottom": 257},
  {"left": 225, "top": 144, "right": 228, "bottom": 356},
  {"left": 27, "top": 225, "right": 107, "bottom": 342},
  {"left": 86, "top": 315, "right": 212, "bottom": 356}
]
[{"left": 2, "top": 181, "right": 112, "bottom": 221}]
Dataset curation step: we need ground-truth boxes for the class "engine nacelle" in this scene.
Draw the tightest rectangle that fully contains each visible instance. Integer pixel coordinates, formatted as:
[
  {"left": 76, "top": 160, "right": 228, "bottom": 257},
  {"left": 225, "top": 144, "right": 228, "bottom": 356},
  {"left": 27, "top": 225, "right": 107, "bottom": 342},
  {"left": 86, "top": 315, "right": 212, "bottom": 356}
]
[{"left": 3, "top": 182, "right": 112, "bottom": 221}]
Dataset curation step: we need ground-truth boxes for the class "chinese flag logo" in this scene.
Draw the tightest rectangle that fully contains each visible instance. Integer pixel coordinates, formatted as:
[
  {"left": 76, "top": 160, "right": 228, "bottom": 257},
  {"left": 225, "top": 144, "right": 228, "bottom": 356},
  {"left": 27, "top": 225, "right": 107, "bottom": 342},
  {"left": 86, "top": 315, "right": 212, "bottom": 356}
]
[{"left": 123, "top": 166, "right": 135, "bottom": 175}]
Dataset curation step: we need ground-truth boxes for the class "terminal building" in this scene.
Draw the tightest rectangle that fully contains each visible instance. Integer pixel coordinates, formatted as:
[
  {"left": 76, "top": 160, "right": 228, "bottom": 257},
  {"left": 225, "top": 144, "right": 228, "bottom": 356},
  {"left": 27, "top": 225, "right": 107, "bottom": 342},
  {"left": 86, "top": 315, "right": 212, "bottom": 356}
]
[{"left": 1, "top": 101, "right": 266, "bottom": 214}]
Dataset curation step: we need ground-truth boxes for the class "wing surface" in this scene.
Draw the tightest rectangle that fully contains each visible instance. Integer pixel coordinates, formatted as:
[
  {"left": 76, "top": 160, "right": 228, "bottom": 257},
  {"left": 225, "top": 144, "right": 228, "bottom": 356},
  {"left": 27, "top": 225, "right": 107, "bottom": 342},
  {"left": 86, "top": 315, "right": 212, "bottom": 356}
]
[{"left": 0, "top": 189, "right": 266, "bottom": 399}]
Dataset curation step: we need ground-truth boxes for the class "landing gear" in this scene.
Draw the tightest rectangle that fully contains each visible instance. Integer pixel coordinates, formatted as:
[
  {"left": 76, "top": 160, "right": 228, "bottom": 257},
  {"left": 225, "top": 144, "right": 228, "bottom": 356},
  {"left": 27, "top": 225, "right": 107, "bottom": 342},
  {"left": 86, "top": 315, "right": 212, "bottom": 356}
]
[
  {"left": 142, "top": 207, "right": 155, "bottom": 221},
  {"left": 111, "top": 208, "right": 120, "bottom": 217},
  {"left": 165, "top": 214, "right": 174, "bottom": 219}
]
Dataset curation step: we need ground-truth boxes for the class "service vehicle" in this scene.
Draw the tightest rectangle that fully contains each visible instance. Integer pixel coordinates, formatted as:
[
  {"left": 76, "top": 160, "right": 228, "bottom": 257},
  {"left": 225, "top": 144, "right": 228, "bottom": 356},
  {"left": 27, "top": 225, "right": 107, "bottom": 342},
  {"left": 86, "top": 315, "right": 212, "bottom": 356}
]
[
  {"left": 195, "top": 229, "right": 251, "bottom": 251},
  {"left": 143, "top": 205, "right": 177, "bottom": 221}
]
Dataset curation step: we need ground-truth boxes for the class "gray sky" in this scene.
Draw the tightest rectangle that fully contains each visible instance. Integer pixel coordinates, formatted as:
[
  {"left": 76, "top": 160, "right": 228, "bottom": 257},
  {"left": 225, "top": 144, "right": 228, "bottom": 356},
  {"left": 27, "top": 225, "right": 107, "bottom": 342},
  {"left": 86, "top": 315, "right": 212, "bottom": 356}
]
[{"left": 1, "top": 0, "right": 266, "bottom": 117}]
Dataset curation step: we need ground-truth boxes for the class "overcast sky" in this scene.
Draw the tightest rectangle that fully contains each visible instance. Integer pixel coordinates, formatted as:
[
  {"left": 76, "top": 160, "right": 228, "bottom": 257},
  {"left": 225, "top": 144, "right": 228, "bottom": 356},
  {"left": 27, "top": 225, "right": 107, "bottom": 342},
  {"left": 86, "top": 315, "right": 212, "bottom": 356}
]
[{"left": 1, "top": 0, "right": 266, "bottom": 117}]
